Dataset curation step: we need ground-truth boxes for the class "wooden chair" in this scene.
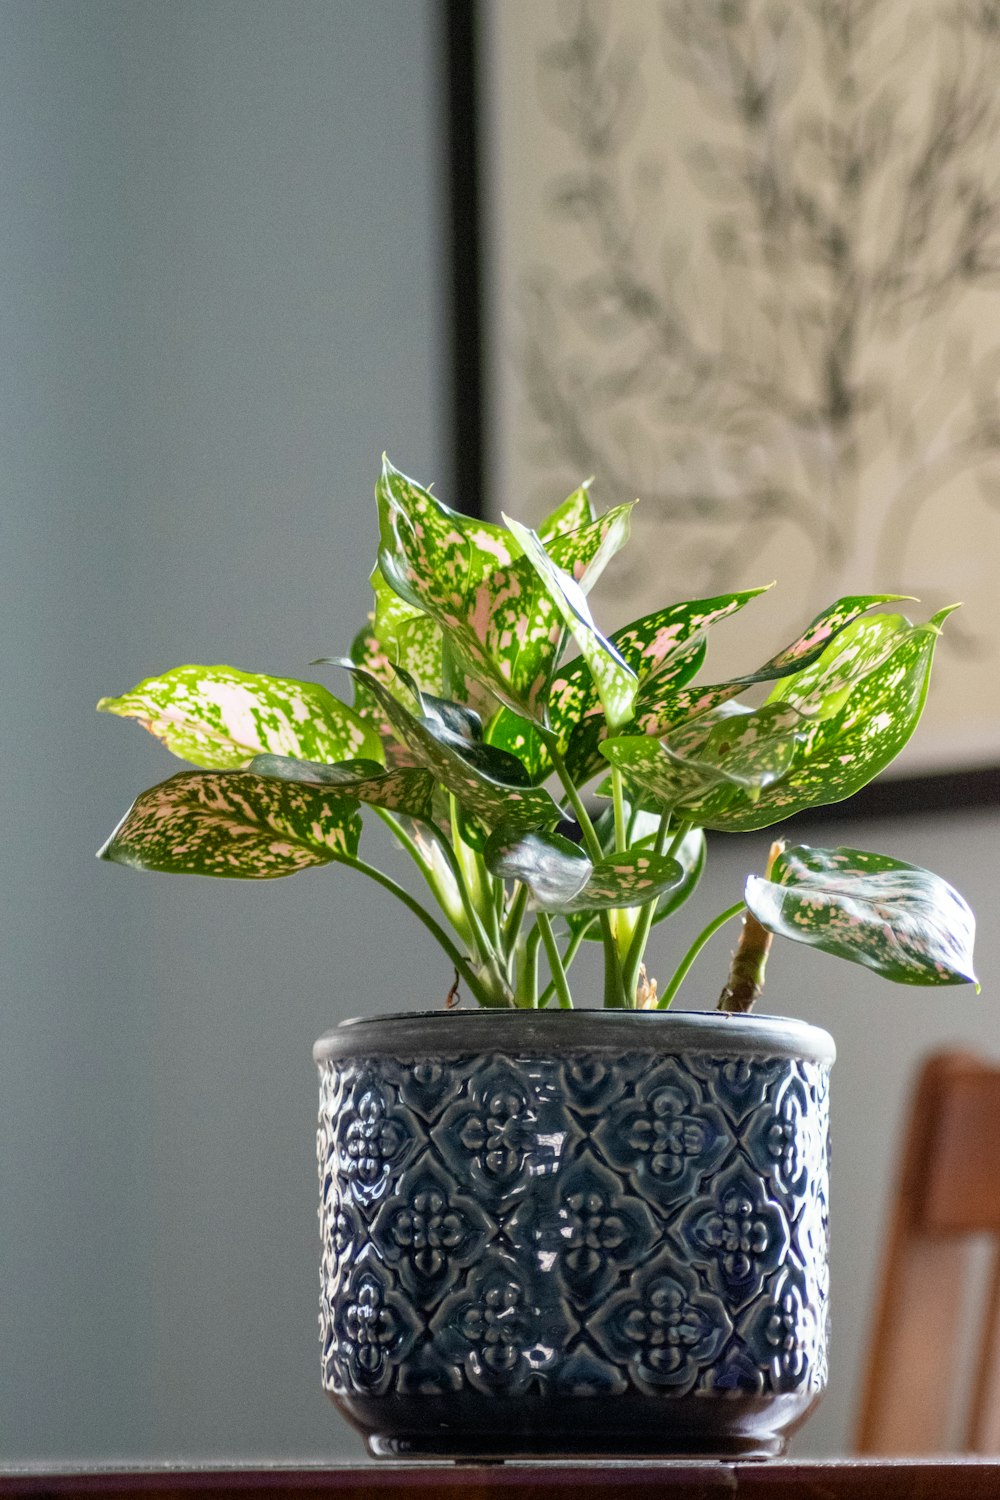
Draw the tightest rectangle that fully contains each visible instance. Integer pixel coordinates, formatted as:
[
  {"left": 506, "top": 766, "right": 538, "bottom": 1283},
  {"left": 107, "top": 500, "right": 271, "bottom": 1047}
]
[{"left": 856, "top": 1050, "right": 1000, "bottom": 1453}]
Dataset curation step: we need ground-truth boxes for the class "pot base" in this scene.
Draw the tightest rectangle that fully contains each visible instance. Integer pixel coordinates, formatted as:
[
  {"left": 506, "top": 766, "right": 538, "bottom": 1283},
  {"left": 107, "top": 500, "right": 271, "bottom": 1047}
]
[{"left": 338, "top": 1391, "right": 818, "bottom": 1460}]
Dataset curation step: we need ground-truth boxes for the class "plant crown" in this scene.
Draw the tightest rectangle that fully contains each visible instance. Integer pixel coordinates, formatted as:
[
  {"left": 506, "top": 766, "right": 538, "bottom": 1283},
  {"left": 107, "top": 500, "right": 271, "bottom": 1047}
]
[{"left": 97, "top": 458, "right": 978, "bottom": 1010}]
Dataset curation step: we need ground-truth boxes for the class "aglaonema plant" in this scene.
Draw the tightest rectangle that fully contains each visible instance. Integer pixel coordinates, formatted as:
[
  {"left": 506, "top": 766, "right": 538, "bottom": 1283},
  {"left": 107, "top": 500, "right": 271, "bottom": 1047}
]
[{"left": 97, "top": 457, "right": 978, "bottom": 1011}]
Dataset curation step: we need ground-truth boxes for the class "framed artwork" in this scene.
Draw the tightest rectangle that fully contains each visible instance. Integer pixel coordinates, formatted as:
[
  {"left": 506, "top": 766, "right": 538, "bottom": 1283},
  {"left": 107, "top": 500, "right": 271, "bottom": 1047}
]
[{"left": 446, "top": 0, "right": 1000, "bottom": 812}]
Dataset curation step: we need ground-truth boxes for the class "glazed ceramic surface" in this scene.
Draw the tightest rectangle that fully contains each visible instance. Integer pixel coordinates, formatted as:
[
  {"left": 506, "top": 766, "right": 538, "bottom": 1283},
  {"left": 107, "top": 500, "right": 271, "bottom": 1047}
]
[{"left": 314, "top": 1011, "right": 834, "bottom": 1458}]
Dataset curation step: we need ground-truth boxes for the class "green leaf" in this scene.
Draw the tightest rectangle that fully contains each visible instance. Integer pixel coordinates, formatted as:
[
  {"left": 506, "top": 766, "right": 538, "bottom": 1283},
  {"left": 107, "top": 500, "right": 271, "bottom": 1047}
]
[
  {"left": 503, "top": 513, "right": 638, "bottom": 730},
  {"left": 376, "top": 454, "right": 517, "bottom": 618},
  {"left": 98, "top": 770, "right": 362, "bottom": 879},
  {"left": 484, "top": 826, "right": 592, "bottom": 908},
  {"left": 680, "top": 607, "right": 956, "bottom": 831},
  {"left": 342, "top": 664, "right": 561, "bottom": 849},
  {"left": 484, "top": 826, "right": 683, "bottom": 914},
  {"left": 637, "top": 594, "right": 908, "bottom": 740},
  {"left": 568, "top": 826, "right": 706, "bottom": 940},
  {"left": 601, "top": 703, "right": 809, "bottom": 812},
  {"left": 249, "top": 754, "right": 435, "bottom": 822},
  {"left": 746, "top": 844, "right": 978, "bottom": 987},
  {"left": 538, "top": 481, "right": 595, "bottom": 541},
  {"left": 98, "top": 665, "right": 381, "bottom": 771},
  {"left": 550, "top": 588, "right": 770, "bottom": 784}
]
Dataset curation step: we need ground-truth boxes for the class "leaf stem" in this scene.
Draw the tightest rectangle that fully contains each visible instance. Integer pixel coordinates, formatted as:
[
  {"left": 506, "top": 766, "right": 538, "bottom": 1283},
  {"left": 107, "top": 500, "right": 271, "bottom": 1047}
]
[
  {"left": 335, "top": 854, "right": 502, "bottom": 1007},
  {"left": 621, "top": 812, "right": 674, "bottom": 1002},
  {"left": 657, "top": 900, "right": 746, "bottom": 1011},
  {"left": 537, "top": 912, "right": 574, "bottom": 1009},
  {"left": 543, "top": 735, "right": 626, "bottom": 1006},
  {"left": 537, "top": 919, "right": 591, "bottom": 1008}
]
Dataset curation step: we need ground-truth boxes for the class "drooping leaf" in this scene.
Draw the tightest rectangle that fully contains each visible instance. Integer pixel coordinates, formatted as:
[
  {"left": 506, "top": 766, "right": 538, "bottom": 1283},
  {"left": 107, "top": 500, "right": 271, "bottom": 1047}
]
[
  {"left": 342, "top": 664, "right": 561, "bottom": 849},
  {"left": 680, "top": 607, "right": 956, "bottom": 831},
  {"left": 503, "top": 513, "right": 638, "bottom": 730},
  {"left": 569, "top": 825, "right": 706, "bottom": 939},
  {"left": 484, "top": 826, "right": 592, "bottom": 908},
  {"left": 484, "top": 826, "right": 683, "bottom": 914},
  {"left": 249, "top": 754, "right": 436, "bottom": 822},
  {"left": 98, "top": 770, "right": 361, "bottom": 879},
  {"left": 97, "top": 665, "right": 381, "bottom": 772},
  {"left": 746, "top": 845, "right": 978, "bottom": 987},
  {"left": 637, "top": 594, "right": 908, "bottom": 740}
]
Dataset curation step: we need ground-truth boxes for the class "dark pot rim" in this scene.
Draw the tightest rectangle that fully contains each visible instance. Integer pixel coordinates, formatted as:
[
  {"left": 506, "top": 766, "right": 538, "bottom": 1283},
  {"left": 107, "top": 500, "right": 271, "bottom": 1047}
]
[{"left": 313, "top": 1008, "right": 835, "bottom": 1067}]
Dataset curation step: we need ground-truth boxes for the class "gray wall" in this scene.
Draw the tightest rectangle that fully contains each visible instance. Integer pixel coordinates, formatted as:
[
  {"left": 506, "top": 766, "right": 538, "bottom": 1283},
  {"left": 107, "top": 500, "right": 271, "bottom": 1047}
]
[
  {"left": 1, "top": 0, "right": 450, "bottom": 1463},
  {"left": 2, "top": 0, "right": 997, "bottom": 1468}
]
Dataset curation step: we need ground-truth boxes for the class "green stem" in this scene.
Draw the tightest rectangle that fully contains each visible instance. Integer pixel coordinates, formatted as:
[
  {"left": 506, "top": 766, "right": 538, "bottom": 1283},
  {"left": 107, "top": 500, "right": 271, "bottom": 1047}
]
[
  {"left": 432, "top": 813, "right": 497, "bottom": 969},
  {"left": 621, "top": 813, "right": 673, "bottom": 1003},
  {"left": 373, "top": 807, "right": 470, "bottom": 940},
  {"left": 336, "top": 855, "right": 502, "bottom": 1007},
  {"left": 537, "top": 919, "right": 591, "bottom": 1008},
  {"left": 612, "top": 767, "right": 628, "bottom": 854},
  {"left": 537, "top": 912, "right": 573, "bottom": 1010},
  {"left": 657, "top": 901, "right": 746, "bottom": 1011},
  {"left": 503, "top": 880, "right": 530, "bottom": 950},
  {"left": 544, "top": 736, "right": 626, "bottom": 1006}
]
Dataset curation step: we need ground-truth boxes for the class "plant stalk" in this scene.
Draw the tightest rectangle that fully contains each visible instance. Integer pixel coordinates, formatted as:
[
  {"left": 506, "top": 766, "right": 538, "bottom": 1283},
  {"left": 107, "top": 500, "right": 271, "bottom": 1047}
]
[
  {"left": 657, "top": 901, "right": 746, "bottom": 1010},
  {"left": 537, "top": 912, "right": 574, "bottom": 1009}
]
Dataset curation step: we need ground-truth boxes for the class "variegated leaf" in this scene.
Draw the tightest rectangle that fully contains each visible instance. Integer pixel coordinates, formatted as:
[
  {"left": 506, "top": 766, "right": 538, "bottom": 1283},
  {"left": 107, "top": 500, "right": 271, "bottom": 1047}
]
[
  {"left": 681, "top": 608, "right": 956, "bottom": 831},
  {"left": 764, "top": 611, "right": 909, "bottom": 719},
  {"left": 638, "top": 594, "right": 907, "bottom": 740},
  {"left": 98, "top": 665, "right": 381, "bottom": 771},
  {"left": 485, "top": 707, "right": 552, "bottom": 784},
  {"left": 417, "top": 501, "right": 633, "bottom": 724},
  {"left": 98, "top": 770, "right": 361, "bottom": 878},
  {"left": 568, "top": 826, "right": 706, "bottom": 939},
  {"left": 343, "top": 664, "right": 561, "bottom": 849},
  {"left": 249, "top": 754, "right": 435, "bottom": 822},
  {"left": 484, "top": 826, "right": 591, "bottom": 908},
  {"left": 484, "top": 827, "right": 683, "bottom": 914},
  {"left": 746, "top": 845, "right": 978, "bottom": 986},
  {"left": 569, "top": 848, "right": 685, "bottom": 913},
  {"left": 551, "top": 589, "right": 769, "bottom": 783},
  {"left": 538, "top": 481, "right": 595, "bottom": 541},
  {"left": 504, "top": 513, "right": 638, "bottom": 730},
  {"left": 601, "top": 703, "right": 809, "bottom": 812},
  {"left": 343, "top": 623, "right": 420, "bottom": 769},
  {"left": 376, "top": 455, "right": 517, "bottom": 618}
]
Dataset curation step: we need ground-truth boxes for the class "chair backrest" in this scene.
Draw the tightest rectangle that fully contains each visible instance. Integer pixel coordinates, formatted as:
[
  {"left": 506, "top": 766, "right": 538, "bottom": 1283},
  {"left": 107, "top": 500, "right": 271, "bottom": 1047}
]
[{"left": 855, "top": 1050, "right": 1000, "bottom": 1453}]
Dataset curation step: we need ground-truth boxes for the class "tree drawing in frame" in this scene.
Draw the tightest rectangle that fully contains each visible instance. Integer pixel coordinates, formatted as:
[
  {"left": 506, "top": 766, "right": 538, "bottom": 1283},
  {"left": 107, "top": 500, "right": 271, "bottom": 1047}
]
[{"left": 485, "top": 0, "right": 1000, "bottom": 772}]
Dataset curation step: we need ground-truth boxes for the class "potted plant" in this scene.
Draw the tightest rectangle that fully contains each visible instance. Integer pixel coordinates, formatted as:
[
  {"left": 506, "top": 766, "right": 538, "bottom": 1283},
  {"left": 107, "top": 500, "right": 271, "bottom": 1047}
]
[{"left": 98, "top": 457, "right": 978, "bottom": 1459}]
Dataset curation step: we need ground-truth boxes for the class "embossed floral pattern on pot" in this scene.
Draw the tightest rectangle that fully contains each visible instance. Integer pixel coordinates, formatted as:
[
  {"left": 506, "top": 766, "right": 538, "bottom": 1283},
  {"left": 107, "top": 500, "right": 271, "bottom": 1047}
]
[
  {"left": 592, "top": 1250, "right": 732, "bottom": 1396},
  {"left": 677, "top": 1159, "right": 791, "bottom": 1310},
  {"left": 594, "top": 1056, "right": 731, "bottom": 1207},
  {"left": 431, "top": 1254, "right": 578, "bottom": 1396},
  {"left": 371, "top": 1155, "right": 494, "bottom": 1300}
]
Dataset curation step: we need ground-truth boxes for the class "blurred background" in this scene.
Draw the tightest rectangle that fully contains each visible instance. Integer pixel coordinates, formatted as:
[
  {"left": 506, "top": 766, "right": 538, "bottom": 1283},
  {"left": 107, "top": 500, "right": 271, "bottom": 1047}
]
[{"left": 2, "top": 0, "right": 998, "bottom": 1466}]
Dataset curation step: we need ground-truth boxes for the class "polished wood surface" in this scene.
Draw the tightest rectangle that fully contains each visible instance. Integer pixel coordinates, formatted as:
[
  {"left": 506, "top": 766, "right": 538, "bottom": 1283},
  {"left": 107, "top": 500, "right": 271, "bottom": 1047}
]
[
  {"left": 4, "top": 1463, "right": 1000, "bottom": 1500},
  {"left": 856, "top": 1050, "right": 1000, "bottom": 1453}
]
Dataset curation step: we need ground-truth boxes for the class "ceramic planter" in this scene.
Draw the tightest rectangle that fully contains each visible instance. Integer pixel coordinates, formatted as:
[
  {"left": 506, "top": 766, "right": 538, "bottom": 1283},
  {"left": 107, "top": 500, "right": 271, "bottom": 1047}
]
[{"left": 314, "top": 1009, "right": 834, "bottom": 1459}]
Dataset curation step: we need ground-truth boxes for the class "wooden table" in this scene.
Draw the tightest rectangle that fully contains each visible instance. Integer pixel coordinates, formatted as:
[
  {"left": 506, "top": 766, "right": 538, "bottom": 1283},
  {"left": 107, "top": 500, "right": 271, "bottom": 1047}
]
[{"left": 4, "top": 1463, "right": 1000, "bottom": 1499}]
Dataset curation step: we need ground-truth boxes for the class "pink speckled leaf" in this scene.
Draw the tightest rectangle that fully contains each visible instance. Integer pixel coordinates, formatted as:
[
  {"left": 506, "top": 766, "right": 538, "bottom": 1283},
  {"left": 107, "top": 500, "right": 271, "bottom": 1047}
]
[
  {"left": 343, "top": 664, "right": 561, "bottom": 850},
  {"left": 551, "top": 588, "right": 770, "bottom": 784},
  {"left": 638, "top": 594, "right": 906, "bottom": 741},
  {"left": 680, "top": 607, "right": 957, "bottom": 831},
  {"left": 98, "top": 770, "right": 362, "bottom": 879},
  {"left": 538, "top": 481, "right": 595, "bottom": 541},
  {"left": 97, "top": 665, "right": 381, "bottom": 771},
  {"left": 249, "top": 754, "right": 436, "bottom": 823},
  {"left": 484, "top": 825, "right": 683, "bottom": 914},
  {"left": 746, "top": 845, "right": 978, "bottom": 987},
  {"left": 601, "top": 703, "right": 810, "bottom": 812},
  {"left": 504, "top": 513, "right": 638, "bottom": 731}
]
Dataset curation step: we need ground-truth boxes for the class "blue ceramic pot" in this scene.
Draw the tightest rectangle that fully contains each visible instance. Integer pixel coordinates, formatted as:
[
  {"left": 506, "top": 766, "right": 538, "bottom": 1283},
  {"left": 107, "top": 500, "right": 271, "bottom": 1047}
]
[{"left": 314, "top": 1010, "right": 834, "bottom": 1459}]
